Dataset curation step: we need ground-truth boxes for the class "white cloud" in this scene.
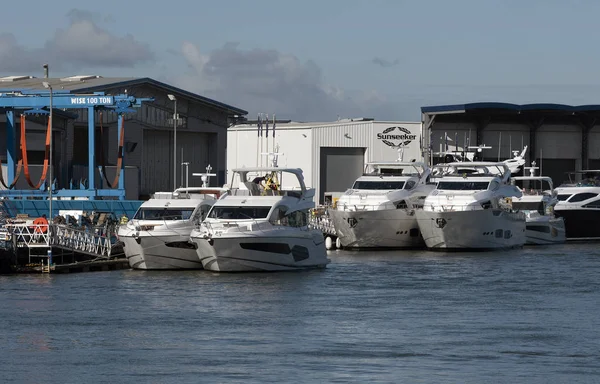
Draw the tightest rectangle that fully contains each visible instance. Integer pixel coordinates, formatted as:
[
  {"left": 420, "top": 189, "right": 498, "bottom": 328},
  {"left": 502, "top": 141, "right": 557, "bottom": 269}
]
[
  {"left": 0, "top": 9, "right": 154, "bottom": 74},
  {"left": 175, "top": 42, "right": 388, "bottom": 121}
]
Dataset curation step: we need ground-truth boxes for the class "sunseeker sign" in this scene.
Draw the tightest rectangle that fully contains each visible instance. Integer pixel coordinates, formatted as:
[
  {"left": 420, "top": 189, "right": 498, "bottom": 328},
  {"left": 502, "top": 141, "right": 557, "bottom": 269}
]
[{"left": 377, "top": 126, "right": 417, "bottom": 147}]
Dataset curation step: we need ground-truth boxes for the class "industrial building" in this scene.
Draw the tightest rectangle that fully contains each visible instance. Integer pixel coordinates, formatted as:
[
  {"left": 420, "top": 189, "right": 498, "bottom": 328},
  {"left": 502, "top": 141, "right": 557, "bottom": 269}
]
[
  {"left": 1, "top": 75, "right": 247, "bottom": 200},
  {"left": 227, "top": 118, "right": 422, "bottom": 204},
  {"left": 421, "top": 103, "right": 600, "bottom": 185}
]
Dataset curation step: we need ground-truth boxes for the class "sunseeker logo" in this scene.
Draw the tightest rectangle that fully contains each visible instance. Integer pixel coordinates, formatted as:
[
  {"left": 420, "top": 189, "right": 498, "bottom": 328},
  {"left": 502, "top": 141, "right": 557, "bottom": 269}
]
[{"left": 377, "top": 126, "right": 417, "bottom": 147}]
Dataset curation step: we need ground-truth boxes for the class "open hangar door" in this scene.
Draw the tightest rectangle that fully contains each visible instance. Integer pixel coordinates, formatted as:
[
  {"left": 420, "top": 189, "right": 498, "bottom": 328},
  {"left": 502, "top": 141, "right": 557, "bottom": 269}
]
[
  {"left": 537, "top": 159, "right": 576, "bottom": 186},
  {"left": 319, "top": 147, "right": 365, "bottom": 204},
  {"left": 142, "top": 130, "right": 211, "bottom": 196}
]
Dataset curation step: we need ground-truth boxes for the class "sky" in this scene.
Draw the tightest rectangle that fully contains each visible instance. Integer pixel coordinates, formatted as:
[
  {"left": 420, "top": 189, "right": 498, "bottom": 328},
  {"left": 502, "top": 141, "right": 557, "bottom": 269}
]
[{"left": 2, "top": 0, "right": 600, "bottom": 121}]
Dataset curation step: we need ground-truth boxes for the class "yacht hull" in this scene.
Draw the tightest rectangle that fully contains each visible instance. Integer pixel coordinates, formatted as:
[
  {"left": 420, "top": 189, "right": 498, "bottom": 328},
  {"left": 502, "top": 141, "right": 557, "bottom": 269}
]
[
  {"left": 553, "top": 208, "right": 600, "bottom": 240},
  {"left": 525, "top": 216, "right": 566, "bottom": 245},
  {"left": 119, "top": 229, "right": 203, "bottom": 270},
  {"left": 191, "top": 230, "right": 329, "bottom": 272},
  {"left": 329, "top": 208, "right": 424, "bottom": 248},
  {"left": 416, "top": 209, "right": 526, "bottom": 250}
]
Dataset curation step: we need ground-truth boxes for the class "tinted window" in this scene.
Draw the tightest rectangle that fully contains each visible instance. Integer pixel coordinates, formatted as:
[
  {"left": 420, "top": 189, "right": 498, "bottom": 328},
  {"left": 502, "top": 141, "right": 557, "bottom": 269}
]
[
  {"left": 583, "top": 201, "right": 600, "bottom": 208},
  {"left": 437, "top": 181, "right": 489, "bottom": 191},
  {"left": 208, "top": 206, "right": 271, "bottom": 220},
  {"left": 352, "top": 181, "right": 405, "bottom": 190},
  {"left": 557, "top": 194, "right": 571, "bottom": 201},
  {"left": 134, "top": 208, "right": 194, "bottom": 220},
  {"left": 568, "top": 193, "right": 598, "bottom": 202},
  {"left": 513, "top": 202, "right": 544, "bottom": 211}
]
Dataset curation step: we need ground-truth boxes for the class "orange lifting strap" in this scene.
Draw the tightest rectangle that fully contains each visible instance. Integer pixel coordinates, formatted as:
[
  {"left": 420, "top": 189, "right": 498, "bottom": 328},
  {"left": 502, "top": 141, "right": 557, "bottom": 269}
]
[
  {"left": 0, "top": 122, "right": 24, "bottom": 189},
  {"left": 98, "top": 112, "right": 125, "bottom": 188},
  {"left": 21, "top": 114, "right": 52, "bottom": 189}
]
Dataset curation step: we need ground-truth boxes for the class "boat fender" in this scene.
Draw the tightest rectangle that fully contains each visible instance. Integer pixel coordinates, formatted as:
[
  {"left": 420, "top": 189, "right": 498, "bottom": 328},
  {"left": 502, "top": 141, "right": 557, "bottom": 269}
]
[
  {"left": 335, "top": 237, "right": 341, "bottom": 249},
  {"left": 325, "top": 236, "right": 333, "bottom": 250}
]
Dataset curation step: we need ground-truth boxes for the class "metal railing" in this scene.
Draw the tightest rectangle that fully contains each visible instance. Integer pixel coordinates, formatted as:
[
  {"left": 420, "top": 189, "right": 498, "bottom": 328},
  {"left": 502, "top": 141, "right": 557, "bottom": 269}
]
[{"left": 5, "top": 223, "right": 113, "bottom": 258}]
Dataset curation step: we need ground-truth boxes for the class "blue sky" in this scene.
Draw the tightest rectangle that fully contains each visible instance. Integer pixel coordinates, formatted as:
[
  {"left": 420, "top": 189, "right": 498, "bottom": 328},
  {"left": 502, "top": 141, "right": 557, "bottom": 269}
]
[{"left": 2, "top": 0, "right": 600, "bottom": 121}]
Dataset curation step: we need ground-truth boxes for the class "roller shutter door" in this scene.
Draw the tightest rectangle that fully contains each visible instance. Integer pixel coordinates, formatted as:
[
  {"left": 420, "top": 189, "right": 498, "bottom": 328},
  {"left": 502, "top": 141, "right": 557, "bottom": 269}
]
[
  {"left": 142, "top": 130, "right": 211, "bottom": 195},
  {"left": 319, "top": 147, "right": 365, "bottom": 204}
]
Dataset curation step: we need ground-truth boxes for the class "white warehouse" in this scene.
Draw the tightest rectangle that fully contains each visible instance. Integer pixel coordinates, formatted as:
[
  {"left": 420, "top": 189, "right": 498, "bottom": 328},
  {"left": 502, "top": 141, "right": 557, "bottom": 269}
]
[{"left": 227, "top": 118, "right": 423, "bottom": 204}]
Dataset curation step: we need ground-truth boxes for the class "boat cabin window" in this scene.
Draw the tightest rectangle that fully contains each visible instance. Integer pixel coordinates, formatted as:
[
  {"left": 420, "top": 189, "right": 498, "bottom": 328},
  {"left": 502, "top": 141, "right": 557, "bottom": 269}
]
[
  {"left": 513, "top": 201, "right": 544, "bottom": 214},
  {"left": 378, "top": 168, "right": 404, "bottom": 176},
  {"left": 568, "top": 193, "right": 598, "bottom": 202},
  {"left": 404, "top": 180, "right": 416, "bottom": 189},
  {"left": 557, "top": 194, "right": 571, "bottom": 201},
  {"left": 287, "top": 211, "right": 308, "bottom": 227},
  {"left": 134, "top": 208, "right": 195, "bottom": 221},
  {"left": 269, "top": 206, "right": 288, "bottom": 225},
  {"left": 513, "top": 179, "right": 553, "bottom": 195},
  {"left": 191, "top": 204, "right": 212, "bottom": 223},
  {"left": 394, "top": 200, "right": 408, "bottom": 209},
  {"left": 436, "top": 181, "right": 489, "bottom": 191},
  {"left": 208, "top": 206, "right": 271, "bottom": 220},
  {"left": 352, "top": 181, "right": 405, "bottom": 190}
]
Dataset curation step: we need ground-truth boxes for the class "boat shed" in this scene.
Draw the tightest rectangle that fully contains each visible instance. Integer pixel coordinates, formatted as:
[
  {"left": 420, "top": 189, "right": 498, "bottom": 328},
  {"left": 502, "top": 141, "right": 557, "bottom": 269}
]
[
  {"left": 421, "top": 102, "right": 600, "bottom": 185},
  {"left": 227, "top": 118, "right": 422, "bottom": 204},
  {"left": 0, "top": 75, "right": 247, "bottom": 199}
]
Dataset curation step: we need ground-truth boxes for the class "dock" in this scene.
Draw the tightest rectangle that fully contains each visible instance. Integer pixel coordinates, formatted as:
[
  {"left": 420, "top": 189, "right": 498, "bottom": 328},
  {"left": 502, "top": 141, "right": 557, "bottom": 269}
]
[
  {"left": 0, "top": 218, "right": 130, "bottom": 274},
  {"left": 13, "top": 257, "right": 129, "bottom": 274}
]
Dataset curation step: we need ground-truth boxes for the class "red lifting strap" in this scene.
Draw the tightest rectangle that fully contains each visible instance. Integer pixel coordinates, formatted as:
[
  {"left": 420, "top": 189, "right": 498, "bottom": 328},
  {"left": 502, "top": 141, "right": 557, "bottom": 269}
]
[
  {"left": 0, "top": 130, "right": 24, "bottom": 189},
  {"left": 21, "top": 114, "right": 51, "bottom": 189},
  {"left": 98, "top": 112, "right": 125, "bottom": 188}
]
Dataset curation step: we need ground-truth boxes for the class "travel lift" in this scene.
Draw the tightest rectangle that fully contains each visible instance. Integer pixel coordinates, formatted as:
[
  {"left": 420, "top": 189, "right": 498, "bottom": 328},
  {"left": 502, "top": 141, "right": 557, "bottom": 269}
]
[{"left": 0, "top": 88, "right": 153, "bottom": 199}]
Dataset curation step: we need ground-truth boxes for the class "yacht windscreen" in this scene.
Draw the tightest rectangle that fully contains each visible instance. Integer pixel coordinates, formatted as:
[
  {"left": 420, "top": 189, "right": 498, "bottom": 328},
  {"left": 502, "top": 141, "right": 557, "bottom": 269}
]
[
  {"left": 352, "top": 181, "right": 405, "bottom": 190},
  {"left": 437, "top": 181, "right": 489, "bottom": 190},
  {"left": 378, "top": 168, "right": 403, "bottom": 176},
  {"left": 134, "top": 208, "right": 195, "bottom": 220},
  {"left": 208, "top": 206, "right": 271, "bottom": 220}
]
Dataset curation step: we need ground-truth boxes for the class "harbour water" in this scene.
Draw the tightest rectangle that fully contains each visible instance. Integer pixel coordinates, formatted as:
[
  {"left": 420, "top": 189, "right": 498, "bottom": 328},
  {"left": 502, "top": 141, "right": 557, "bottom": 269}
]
[{"left": 1, "top": 244, "right": 599, "bottom": 383}]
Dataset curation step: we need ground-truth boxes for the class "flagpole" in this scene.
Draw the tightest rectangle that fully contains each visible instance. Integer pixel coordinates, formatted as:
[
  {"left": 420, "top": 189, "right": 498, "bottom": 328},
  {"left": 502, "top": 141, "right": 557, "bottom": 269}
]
[
  {"left": 257, "top": 114, "right": 261, "bottom": 167},
  {"left": 265, "top": 113, "right": 269, "bottom": 167}
]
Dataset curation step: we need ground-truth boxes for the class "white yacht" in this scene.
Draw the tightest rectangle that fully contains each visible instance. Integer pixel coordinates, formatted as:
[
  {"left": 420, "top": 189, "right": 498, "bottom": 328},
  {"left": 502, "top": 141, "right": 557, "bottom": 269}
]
[
  {"left": 416, "top": 162, "right": 526, "bottom": 250},
  {"left": 328, "top": 161, "right": 434, "bottom": 248},
  {"left": 189, "top": 167, "right": 329, "bottom": 272},
  {"left": 119, "top": 185, "right": 227, "bottom": 270},
  {"left": 554, "top": 170, "right": 600, "bottom": 240},
  {"left": 511, "top": 164, "right": 565, "bottom": 245}
]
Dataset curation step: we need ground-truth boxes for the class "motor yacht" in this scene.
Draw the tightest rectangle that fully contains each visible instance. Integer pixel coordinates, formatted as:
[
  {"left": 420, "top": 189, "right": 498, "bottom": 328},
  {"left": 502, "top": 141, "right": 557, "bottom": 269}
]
[
  {"left": 328, "top": 161, "right": 434, "bottom": 248},
  {"left": 554, "top": 170, "right": 600, "bottom": 240},
  {"left": 118, "top": 171, "right": 227, "bottom": 269},
  {"left": 510, "top": 163, "right": 565, "bottom": 245},
  {"left": 416, "top": 162, "right": 526, "bottom": 250},
  {"left": 189, "top": 167, "right": 329, "bottom": 272}
]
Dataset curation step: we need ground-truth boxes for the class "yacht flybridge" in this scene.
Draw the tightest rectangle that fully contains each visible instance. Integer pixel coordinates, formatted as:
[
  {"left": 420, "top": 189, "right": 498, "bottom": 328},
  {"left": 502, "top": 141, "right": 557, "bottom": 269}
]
[
  {"left": 189, "top": 167, "right": 329, "bottom": 272},
  {"left": 554, "top": 170, "right": 600, "bottom": 239},
  {"left": 416, "top": 162, "right": 526, "bottom": 250},
  {"left": 329, "top": 161, "right": 434, "bottom": 248}
]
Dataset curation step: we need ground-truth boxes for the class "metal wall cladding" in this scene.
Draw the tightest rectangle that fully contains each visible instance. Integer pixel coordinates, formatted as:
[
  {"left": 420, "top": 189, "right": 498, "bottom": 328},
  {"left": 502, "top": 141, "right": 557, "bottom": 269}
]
[
  {"left": 311, "top": 121, "right": 374, "bottom": 148},
  {"left": 141, "top": 130, "right": 211, "bottom": 195}
]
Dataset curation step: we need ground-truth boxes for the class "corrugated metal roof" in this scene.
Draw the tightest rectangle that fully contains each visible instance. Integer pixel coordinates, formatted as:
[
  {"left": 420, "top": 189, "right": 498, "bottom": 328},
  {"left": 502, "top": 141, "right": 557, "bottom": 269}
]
[
  {"left": 230, "top": 119, "right": 419, "bottom": 130},
  {"left": 421, "top": 102, "right": 600, "bottom": 115},
  {"left": 0, "top": 75, "right": 248, "bottom": 116}
]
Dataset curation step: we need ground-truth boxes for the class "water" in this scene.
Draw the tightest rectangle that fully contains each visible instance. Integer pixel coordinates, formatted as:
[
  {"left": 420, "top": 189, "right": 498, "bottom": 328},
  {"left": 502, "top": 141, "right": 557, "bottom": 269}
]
[{"left": 1, "top": 244, "right": 600, "bottom": 383}]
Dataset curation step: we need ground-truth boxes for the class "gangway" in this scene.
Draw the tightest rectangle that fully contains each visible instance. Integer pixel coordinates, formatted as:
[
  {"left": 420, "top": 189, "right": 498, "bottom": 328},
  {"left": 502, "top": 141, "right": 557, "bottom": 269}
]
[{"left": 6, "top": 223, "right": 114, "bottom": 263}]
